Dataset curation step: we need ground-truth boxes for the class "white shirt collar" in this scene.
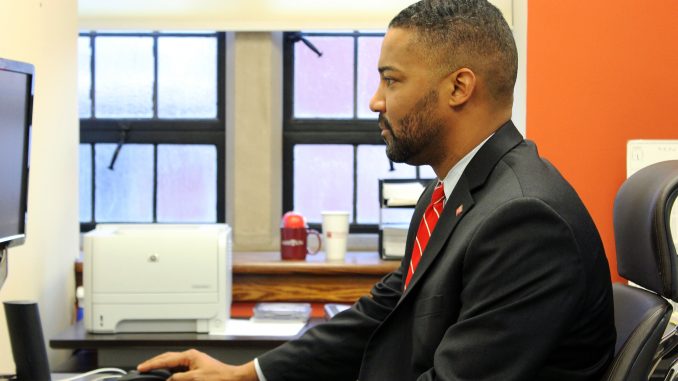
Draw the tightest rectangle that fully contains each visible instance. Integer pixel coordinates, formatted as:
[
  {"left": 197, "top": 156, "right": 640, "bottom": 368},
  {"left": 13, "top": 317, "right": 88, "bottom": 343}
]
[{"left": 439, "top": 134, "right": 494, "bottom": 202}]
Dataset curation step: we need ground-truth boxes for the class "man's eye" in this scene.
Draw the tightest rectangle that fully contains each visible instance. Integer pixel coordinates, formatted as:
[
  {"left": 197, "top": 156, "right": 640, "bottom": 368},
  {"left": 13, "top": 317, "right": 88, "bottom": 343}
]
[{"left": 384, "top": 78, "right": 394, "bottom": 86}]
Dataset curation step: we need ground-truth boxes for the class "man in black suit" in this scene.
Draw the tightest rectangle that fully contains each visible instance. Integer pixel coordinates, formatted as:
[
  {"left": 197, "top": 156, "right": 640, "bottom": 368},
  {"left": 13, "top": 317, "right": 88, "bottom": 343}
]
[{"left": 139, "top": 0, "right": 616, "bottom": 380}]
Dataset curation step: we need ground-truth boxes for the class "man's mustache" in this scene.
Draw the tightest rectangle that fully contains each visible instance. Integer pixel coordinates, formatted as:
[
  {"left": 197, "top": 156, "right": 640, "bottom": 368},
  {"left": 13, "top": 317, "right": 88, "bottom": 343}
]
[{"left": 378, "top": 114, "right": 393, "bottom": 132}]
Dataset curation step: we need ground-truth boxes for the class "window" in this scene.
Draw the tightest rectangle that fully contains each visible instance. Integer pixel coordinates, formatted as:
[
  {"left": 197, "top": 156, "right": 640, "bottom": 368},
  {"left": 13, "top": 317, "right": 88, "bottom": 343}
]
[
  {"left": 78, "top": 32, "right": 225, "bottom": 231},
  {"left": 283, "top": 31, "right": 434, "bottom": 233}
]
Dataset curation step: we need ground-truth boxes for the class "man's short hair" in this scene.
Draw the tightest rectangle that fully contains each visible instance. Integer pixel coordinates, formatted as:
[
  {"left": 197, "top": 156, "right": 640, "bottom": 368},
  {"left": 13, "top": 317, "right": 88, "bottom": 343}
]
[{"left": 390, "top": 0, "right": 518, "bottom": 104}]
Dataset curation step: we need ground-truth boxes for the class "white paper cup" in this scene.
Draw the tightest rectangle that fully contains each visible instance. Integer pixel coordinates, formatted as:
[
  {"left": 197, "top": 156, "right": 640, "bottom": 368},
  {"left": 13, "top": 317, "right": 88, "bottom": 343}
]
[{"left": 321, "top": 211, "right": 350, "bottom": 261}]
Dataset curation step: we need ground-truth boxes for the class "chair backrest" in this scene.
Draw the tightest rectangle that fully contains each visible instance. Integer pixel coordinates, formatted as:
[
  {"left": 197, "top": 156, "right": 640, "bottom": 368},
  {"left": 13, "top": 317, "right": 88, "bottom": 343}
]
[
  {"left": 603, "top": 160, "right": 678, "bottom": 381},
  {"left": 604, "top": 284, "right": 671, "bottom": 380},
  {"left": 615, "top": 161, "right": 678, "bottom": 296}
]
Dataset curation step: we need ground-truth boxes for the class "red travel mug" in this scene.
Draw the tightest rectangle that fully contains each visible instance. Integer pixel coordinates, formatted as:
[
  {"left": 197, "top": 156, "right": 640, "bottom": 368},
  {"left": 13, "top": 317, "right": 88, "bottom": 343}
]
[{"left": 280, "top": 212, "right": 321, "bottom": 260}]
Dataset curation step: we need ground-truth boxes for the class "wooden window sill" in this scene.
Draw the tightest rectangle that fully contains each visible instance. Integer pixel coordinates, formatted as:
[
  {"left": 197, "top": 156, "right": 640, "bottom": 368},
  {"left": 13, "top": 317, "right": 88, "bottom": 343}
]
[{"left": 75, "top": 251, "right": 400, "bottom": 307}]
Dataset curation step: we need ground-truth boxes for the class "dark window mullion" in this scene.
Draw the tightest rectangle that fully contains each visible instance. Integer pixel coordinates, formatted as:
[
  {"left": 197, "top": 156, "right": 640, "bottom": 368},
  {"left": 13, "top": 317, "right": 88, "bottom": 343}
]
[
  {"left": 283, "top": 130, "right": 383, "bottom": 145},
  {"left": 301, "top": 31, "right": 384, "bottom": 38},
  {"left": 153, "top": 144, "right": 158, "bottom": 222},
  {"left": 80, "top": 130, "right": 224, "bottom": 146},
  {"left": 81, "top": 119, "right": 222, "bottom": 132},
  {"left": 91, "top": 32, "right": 216, "bottom": 38},
  {"left": 352, "top": 144, "right": 358, "bottom": 224},
  {"left": 216, "top": 33, "right": 226, "bottom": 122},
  {"left": 90, "top": 33, "right": 96, "bottom": 118},
  {"left": 283, "top": 32, "right": 295, "bottom": 122},
  {"left": 353, "top": 33, "right": 359, "bottom": 119},
  {"left": 308, "top": 222, "right": 378, "bottom": 234},
  {"left": 153, "top": 33, "right": 159, "bottom": 119},
  {"left": 282, "top": 33, "right": 296, "bottom": 215},
  {"left": 282, "top": 140, "right": 295, "bottom": 215},
  {"left": 287, "top": 119, "right": 379, "bottom": 132},
  {"left": 215, "top": 141, "right": 225, "bottom": 223},
  {"left": 90, "top": 143, "right": 96, "bottom": 223}
]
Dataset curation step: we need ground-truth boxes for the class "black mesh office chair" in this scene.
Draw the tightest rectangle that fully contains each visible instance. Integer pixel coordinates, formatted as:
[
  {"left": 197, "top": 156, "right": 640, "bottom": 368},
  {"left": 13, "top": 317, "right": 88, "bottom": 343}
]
[{"left": 602, "top": 160, "right": 678, "bottom": 381}]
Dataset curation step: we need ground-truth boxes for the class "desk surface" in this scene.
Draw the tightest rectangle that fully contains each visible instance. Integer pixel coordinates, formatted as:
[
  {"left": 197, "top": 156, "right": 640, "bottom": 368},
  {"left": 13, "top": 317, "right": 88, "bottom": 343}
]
[
  {"left": 51, "top": 320, "right": 320, "bottom": 369},
  {"left": 51, "top": 320, "right": 317, "bottom": 350}
]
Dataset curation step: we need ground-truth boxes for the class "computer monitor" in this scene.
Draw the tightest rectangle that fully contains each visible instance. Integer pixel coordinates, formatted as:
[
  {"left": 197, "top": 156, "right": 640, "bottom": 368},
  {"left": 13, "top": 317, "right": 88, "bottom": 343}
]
[{"left": 0, "top": 57, "right": 34, "bottom": 291}]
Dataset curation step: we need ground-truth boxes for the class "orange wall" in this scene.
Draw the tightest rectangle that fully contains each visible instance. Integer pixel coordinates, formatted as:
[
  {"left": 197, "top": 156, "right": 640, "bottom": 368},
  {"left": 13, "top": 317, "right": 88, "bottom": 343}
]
[{"left": 527, "top": 1, "right": 678, "bottom": 282}]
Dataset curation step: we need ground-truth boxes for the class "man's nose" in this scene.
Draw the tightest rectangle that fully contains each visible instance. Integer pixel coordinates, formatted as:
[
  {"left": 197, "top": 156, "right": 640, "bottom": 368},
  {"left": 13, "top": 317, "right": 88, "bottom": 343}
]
[{"left": 369, "top": 90, "right": 385, "bottom": 113}]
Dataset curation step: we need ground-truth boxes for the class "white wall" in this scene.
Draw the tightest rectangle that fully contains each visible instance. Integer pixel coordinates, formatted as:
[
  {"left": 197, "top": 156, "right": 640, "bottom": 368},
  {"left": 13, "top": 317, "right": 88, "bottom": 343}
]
[{"left": 0, "top": 0, "right": 79, "bottom": 373}]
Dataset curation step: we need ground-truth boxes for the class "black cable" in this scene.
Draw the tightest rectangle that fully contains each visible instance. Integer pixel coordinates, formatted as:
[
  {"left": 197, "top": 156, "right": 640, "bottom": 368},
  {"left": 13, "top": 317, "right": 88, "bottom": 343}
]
[
  {"left": 108, "top": 123, "right": 130, "bottom": 170},
  {"left": 289, "top": 32, "right": 323, "bottom": 57}
]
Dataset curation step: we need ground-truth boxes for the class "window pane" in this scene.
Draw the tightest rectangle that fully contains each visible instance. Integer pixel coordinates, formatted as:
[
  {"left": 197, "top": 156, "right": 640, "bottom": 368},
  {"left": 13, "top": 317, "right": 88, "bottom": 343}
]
[
  {"left": 157, "top": 144, "right": 217, "bottom": 222},
  {"left": 356, "top": 36, "right": 383, "bottom": 119},
  {"left": 95, "top": 37, "right": 154, "bottom": 118},
  {"left": 78, "top": 37, "right": 92, "bottom": 118},
  {"left": 294, "top": 144, "right": 353, "bottom": 223},
  {"left": 294, "top": 37, "right": 354, "bottom": 118},
  {"left": 79, "top": 144, "right": 92, "bottom": 222},
  {"left": 95, "top": 144, "right": 154, "bottom": 222},
  {"left": 419, "top": 165, "right": 437, "bottom": 179},
  {"left": 356, "top": 145, "right": 416, "bottom": 224},
  {"left": 158, "top": 37, "right": 217, "bottom": 118}
]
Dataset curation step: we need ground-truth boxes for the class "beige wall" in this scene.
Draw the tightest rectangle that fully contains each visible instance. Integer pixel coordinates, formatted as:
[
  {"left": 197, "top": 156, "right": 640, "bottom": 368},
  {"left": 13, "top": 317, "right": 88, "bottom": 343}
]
[
  {"left": 77, "top": 0, "right": 513, "bottom": 30},
  {"left": 0, "top": 0, "right": 79, "bottom": 373},
  {"left": 227, "top": 33, "right": 283, "bottom": 251}
]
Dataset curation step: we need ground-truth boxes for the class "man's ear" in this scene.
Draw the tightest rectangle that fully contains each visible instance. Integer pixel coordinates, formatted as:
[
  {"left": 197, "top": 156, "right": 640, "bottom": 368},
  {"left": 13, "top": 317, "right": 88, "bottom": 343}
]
[{"left": 446, "top": 68, "right": 476, "bottom": 107}]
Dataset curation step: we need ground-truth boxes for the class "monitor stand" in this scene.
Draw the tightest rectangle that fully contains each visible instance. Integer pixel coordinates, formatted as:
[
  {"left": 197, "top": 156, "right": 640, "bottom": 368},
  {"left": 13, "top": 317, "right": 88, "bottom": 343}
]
[{"left": 4, "top": 301, "right": 52, "bottom": 381}]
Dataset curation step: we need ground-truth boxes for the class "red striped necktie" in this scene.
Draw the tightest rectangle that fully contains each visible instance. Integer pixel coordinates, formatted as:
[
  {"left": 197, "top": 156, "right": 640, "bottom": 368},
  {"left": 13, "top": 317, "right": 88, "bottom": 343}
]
[{"left": 404, "top": 182, "right": 445, "bottom": 289}]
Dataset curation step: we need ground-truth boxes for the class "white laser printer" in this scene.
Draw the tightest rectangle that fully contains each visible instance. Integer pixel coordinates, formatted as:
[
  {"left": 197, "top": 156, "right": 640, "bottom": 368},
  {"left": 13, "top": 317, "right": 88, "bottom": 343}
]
[{"left": 83, "top": 224, "right": 231, "bottom": 334}]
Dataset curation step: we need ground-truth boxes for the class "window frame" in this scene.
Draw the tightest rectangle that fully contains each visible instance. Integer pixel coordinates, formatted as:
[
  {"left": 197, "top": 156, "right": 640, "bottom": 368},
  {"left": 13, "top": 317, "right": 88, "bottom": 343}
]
[
  {"left": 79, "top": 31, "right": 226, "bottom": 232},
  {"left": 282, "top": 31, "right": 431, "bottom": 234}
]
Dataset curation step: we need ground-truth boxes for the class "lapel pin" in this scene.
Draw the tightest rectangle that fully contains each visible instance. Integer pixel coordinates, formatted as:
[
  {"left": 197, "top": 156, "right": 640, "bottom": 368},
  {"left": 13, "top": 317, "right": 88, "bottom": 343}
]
[{"left": 455, "top": 204, "right": 463, "bottom": 217}]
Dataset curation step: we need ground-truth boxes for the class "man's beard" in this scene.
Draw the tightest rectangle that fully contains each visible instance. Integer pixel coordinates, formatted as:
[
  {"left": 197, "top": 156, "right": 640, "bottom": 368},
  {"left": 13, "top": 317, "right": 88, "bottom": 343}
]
[{"left": 380, "top": 90, "right": 445, "bottom": 165}]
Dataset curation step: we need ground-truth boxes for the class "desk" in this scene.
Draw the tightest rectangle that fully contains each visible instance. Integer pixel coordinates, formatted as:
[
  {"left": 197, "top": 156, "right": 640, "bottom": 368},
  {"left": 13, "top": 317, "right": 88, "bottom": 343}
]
[
  {"left": 62, "top": 251, "right": 398, "bottom": 369},
  {"left": 51, "top": 320, "right": 319, "bottom": 369}
]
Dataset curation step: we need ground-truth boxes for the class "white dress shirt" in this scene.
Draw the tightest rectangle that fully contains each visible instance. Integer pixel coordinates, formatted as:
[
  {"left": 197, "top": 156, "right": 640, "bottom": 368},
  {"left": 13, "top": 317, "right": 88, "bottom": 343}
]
[{"left": 440, "top": 134, "right": 493, "bottom": 203}]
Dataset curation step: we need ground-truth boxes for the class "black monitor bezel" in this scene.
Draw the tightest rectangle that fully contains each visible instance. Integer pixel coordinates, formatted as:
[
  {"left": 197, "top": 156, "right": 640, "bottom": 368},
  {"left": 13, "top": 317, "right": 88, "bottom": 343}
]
[{"left": 0, "top": 57, "right": 34, "bottom": 250}]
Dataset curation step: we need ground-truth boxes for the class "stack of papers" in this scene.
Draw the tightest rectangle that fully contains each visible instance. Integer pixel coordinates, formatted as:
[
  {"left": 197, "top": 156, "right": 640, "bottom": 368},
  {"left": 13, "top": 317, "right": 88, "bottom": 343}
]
[
  {"left": 324, "top": 303, "right": 351, "bottom": 319},
  {"left": 252, "top": 302, "right": 311, "bottom": 322},
  {"left": 211, "top": 318, "right": 305, "bottom": 337},
  {"left": 382, "top": 182, "right": 425, "bottom": 206},
  {"left": 381, "top": 224, "right": 409, "bottom": 259}
]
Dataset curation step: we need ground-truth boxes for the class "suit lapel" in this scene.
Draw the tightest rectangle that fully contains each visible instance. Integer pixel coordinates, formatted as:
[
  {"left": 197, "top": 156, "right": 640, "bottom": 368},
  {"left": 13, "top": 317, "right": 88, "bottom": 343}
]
[
  {"left": 402, "top": 176, "right": 474, "bottom": 297},
  {"left": 400, "top": 121, "right": 524, "bottom": 298}
]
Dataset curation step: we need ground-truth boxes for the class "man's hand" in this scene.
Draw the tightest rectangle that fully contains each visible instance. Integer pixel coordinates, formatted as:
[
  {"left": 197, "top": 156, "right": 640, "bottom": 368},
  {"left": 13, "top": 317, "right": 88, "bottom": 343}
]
[{"left": 137, "top": 349, "right": 258, "bottom": 381}]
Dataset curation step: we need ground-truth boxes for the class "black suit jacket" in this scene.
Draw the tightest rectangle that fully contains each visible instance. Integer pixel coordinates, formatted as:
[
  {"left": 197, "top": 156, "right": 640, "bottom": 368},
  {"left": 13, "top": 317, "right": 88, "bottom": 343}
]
[{"left": 259, "top": 121, "right": 616, "bottom": 380}]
